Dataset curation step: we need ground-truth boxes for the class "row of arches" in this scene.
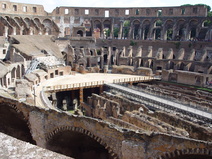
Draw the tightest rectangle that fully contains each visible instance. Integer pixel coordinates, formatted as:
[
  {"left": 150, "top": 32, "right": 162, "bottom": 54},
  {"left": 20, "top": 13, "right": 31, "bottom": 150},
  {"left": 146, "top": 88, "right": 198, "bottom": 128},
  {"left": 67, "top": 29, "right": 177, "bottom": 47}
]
[
  {"left": 0, "top": 63, "right": 25, "bottom": 88},
  {"left": 78, "top": 18, "right": 211, "bottom": 41},
  {"left": 0, "top": 16, "right": 59, "bottom": 37}
]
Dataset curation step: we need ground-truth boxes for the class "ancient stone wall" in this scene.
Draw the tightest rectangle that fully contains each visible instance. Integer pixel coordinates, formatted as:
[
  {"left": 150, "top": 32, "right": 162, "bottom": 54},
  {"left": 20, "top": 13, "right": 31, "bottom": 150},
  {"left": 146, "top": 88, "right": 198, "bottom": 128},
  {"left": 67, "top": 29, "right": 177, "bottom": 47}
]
[
  {"left": 0, "top": 1, "right": 46, "bottom": 16},
  {"left": 50, "top": 6, "right": 207, "bottom": 17},
  {"left": 0, "top": 94, "right": 212, "bottom": 159}
]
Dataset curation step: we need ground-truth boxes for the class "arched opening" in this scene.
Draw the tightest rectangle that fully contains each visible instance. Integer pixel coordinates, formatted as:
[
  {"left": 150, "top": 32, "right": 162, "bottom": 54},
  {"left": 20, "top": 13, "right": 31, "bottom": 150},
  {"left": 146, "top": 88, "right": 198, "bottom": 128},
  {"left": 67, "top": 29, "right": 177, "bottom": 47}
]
[
  {"left": 104, "top": 54, "right": 108, "bottom": 65},
  {"left": 133, "top": 20, "right": 140, "bottom": 39},
  {"left": 190, "top": 28, "right": 196, "bottom": 39},
  {"left": 21, "top": 65, "right": 25, "bottom": 76},
  {"left": 0, "top": 104, "right": 35, "bottom": 144},
  {"left": 113, "top": 25, "right": 119, "bottom": 38},
  {"left": 11, "top": 67, "right": 16, "bottom": 79},
  {"left": 46, "top": 130, "right": 111, "bottom": 159},
  {"left": 155, "top": 28, "right": 161, "bottom": 40},
  {"left": 103, "top": 20, "right": 111, "bottom": 39},
  {"left": 179, "top": 63, "right": 185, "bottom": 70},
  {"left": 43, "top": 19, "right": 52, "bottom": 35},
  {"left": 93, "top": 20, "right": 102, "bottom": 38},
  {"left": 123, "top": 20, "right": 130, "bottom": 39},
  {"left": 16, "top": 65, "right": 21, "bottom": 79},
  {"left": 142, "top": 20, "right": 150, "bottom": 40},
  {"left": 179, "top": 28, "right": 185, "bottom": 40},
  {"left": 77, "top": 30, "right": 83, "bottom": 37}
]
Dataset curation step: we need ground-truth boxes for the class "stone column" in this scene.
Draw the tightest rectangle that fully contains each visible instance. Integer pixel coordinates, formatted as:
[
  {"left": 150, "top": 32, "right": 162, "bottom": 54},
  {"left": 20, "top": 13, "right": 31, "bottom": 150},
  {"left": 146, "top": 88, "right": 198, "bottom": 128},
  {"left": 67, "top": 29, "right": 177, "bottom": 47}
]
[
  {"left": 4, "top": 26, "right": 8, "bottom": 37},
  {"left": 107, "top": 47, "right": 111, "bottom": 66},
  {"left": 149, "top": 23, "right": 154, "bottom": 40},
  {"left": 128, "top": 22, "right": 133, "bottom": 39},
  {"left": 91, "top": 20, "right": 94, "bottom": 37},
  {"left": 12, "top": 27, "right": 16, "bottom": 35},
  {"left": 185, "top": 24, "right": 190, "bottom": 40},
  {"left": 110, "top": 19, "right": 114, "bottom": 39},
  {"left": 118, "top": 21, "right": 123, "bottom": 39},
  {"left": 101, "top": 22, "right": 104, "bottom": 39},
  {"left": 100, "top": 47, "right": 104, "bottom": 69},
  {"left": 79, "top": 88, "right": 83, "bottom": 104},
  {"left": 172, "top": 21, "right": 177, "bottom": 40},
  {"left": 161, "top": 27, "right": 166, "bottom": 40},
  {"left": 29, "top": 27, "right": 34, "bottom": 35},
  {"left": 138, "top": 24, "right": 142, "bottom": 40}
]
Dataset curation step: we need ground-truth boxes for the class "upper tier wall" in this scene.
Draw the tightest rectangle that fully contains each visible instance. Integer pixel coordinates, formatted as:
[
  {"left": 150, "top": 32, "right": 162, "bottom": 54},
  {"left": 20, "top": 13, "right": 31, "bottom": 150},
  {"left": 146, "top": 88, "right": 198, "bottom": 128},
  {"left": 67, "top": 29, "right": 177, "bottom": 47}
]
[
  {"left": 50, "top": 5, "right": 207, "bottom": 17},
  {"left": 0, "top": 1, "right": 46, "bottom": 16},
  {"left": 0, "top": 1, "right": 207, "bottom": 18}
]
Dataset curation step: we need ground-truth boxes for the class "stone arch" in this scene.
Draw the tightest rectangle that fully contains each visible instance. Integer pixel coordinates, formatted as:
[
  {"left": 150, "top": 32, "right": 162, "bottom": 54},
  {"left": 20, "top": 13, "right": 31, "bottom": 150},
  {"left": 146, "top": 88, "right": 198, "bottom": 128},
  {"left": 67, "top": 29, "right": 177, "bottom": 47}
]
[
  {"left": 176, "top": 62, "right": 185, "bottom": 70},
  {"left": 198, "top": 20, "right": 209, "bottom": 40},
  {"left": 5, "top": 16, "right": 21, "bottom": 35},
  {"left": 176, "top": 19, "right": 186, "bottom": 40},
  {"left": 93, "top": 20, "right": 102, "bottom": 38},
  {"left": 94, "top": 20, "right": 101, "bottom": 30},
  {"left": 43, "top": 19, "right": 52, "bottom": 35},
  {"left": 46, "top": 126, "right": 118, "bottom": 159},
  {"left": 24, "top": 17, "right": 31, "bottom": 27},
  {"left": 189, "top": 19, "right": 198, "bottom": 39},
  {"left": 14, "top": 17, "right": 25, "bottom": 34},
  {"left": 0, "top": 102, "right": 35, "bottom": 144},
  {"left": 153, "top": 19, "right": 163, "bottom": 40},
  {"left": 157, "top": 148, "right": 212, "bottom": 159},
  {"left": 21, "top": 17, "right": 32, "bottom": 35},
  {"left": 122, "top": 20, "right": 131, "bottom": 39},
  {"left": 77, "top": 30, "right": 83, "bottom": 37},
  {"left": 103, "top": 19, "right": 111, "bottom": 39},
  {"left": 132, "top": 19, "right": 141, "bottom": 39},
  {"left": 16, "top": 65, "right": 21, "bottom": 79},
  {"left": 1, "top": 16, "right": 13, "bottom": 36},
  {"left": 164, "top": 19, "right": 174, "bottom": 40},
  {"left": 142, "top": 19, "right": 150, "bottom": 40},
  {"left": 11, "top": 67, "right": 16, "bottom": 79},
  {"left": 33, "top": 18, "right": 43, "bottom": 27}
]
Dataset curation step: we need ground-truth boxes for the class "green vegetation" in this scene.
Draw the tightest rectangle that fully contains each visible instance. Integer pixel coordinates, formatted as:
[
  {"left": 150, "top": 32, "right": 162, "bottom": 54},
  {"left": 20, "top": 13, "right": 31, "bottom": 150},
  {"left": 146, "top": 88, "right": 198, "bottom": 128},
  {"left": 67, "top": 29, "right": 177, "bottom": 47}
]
[
  {"left": 174, "top": 41, "right": 181, "bottom": 49},
  {"left": 130, "top": 40, "right": 137, "bottom": 46},
  {"left": 156, "top": 20, "right": 162, "bottom": 26},
  {"left": 123, "top": 20, "right": 130, "bottom": 38},
  {"left": 123, "top": 20, "right": 130, "bottom": 27},
  {"left": 104, "top": 28, "right": 110, "bottom": 38},
  {"left": 113, "top": 27, "right": 119, "bottom": 38},
  {"left": 68, "top": 110, "right": 75, "bottom": 114}
]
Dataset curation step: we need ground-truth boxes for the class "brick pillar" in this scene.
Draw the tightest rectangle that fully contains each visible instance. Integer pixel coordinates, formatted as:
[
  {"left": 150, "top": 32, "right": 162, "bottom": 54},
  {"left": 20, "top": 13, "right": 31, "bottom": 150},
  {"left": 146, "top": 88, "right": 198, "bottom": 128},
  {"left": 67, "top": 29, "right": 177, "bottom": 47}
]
[
  {"left": 99, "top": 85, "right": 103, "bottom": 94},
  {"left": 79, "top": 88, "right": 83, "bottom": 104},
  {"left": 110, "top": 19, "right": 114, "bottom": 39},
  {"left": 118, "top": 21, "right": 123, "bottom": 39}
]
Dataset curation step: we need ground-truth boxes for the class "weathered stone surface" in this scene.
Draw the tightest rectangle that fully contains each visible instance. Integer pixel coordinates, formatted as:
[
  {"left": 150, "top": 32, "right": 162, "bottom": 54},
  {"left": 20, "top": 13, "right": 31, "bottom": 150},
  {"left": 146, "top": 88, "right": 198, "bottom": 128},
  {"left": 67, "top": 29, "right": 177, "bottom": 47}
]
[{"left": 0, "top": 132, "right": 71, "bottom": 159}]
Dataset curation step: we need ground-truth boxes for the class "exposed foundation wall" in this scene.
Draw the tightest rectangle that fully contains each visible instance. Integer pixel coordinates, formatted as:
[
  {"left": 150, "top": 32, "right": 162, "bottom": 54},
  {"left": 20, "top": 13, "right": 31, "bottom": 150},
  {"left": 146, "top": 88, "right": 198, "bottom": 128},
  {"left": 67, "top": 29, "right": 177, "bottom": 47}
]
[{"left": 152, "top": 111, "right": 212, "bottom": 142}]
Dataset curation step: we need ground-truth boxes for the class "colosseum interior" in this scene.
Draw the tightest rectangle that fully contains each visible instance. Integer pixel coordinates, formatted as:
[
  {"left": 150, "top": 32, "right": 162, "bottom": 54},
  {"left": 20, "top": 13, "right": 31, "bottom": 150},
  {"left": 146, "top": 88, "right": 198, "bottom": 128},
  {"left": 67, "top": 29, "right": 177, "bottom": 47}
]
[{"left": 0, "top": 0, "right": 212, "bottom": 159}]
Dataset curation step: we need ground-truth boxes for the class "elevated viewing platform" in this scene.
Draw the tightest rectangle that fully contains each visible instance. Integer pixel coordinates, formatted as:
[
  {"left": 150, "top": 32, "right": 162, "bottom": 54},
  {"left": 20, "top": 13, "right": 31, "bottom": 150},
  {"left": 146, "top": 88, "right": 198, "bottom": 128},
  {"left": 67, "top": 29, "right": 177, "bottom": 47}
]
[{"left": 42, "top": 73, "right": 155, "bottom": 93}]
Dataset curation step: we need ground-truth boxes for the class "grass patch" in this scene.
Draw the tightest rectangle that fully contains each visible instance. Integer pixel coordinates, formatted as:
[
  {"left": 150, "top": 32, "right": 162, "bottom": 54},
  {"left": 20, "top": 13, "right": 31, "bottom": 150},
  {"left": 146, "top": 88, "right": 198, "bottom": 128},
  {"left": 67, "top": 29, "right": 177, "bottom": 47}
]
[{"left": 68, "top": 110, "right": 75, "bottom": 114}]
